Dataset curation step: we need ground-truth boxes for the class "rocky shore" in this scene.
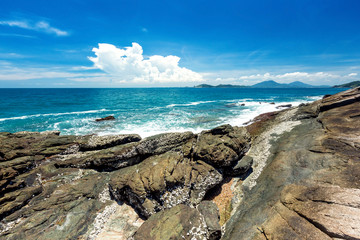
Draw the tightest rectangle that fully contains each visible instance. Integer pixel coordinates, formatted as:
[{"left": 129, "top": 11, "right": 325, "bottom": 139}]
[{"left": 1, "top": 87, "right": 360, "bottom": 239}]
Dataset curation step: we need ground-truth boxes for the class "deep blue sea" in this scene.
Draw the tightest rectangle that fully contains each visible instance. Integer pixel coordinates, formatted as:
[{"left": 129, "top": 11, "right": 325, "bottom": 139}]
[{"left": 0, "top": 88, "right": 346, "bottom": 137}]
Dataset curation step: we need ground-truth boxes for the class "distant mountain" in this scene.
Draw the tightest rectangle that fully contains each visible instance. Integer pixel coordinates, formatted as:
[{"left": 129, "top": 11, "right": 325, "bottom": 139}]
[
  {"left": 333, "top": 81, "right": 360, "bottom": 88},
  {"left": 251, "top": 80, "right": 285, "bottom": 88},
  {"left": 194, "top": 80, "right": 330, "bottom": 88},
  {"left": 194, "top": 84, "right": 248, "bottom": 88},
  {"left": 252, "top": 80, "right": 329, "bottom": 88},
  {"left": 287, "top": 81, "right": 314, "bottom": 88}
]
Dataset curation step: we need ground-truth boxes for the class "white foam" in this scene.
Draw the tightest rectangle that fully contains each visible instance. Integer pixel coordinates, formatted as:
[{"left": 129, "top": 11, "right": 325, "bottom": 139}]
[
  {"left": 166, "top": 100, "right": 216, "bottom": 108},
  {"left": 0, "top": 109, "right": 109, "bottom": 122}
]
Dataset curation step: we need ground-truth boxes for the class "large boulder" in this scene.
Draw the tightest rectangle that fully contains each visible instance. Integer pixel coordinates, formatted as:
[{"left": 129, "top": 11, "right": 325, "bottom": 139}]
[{"left": 193, "top": 125, "right": 251, "bottom": 174}]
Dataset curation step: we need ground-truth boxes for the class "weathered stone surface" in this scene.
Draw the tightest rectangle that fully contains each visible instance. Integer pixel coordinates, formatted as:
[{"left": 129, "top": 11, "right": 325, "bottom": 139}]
[
  {"left": 78, "top": 134, "right": 141, "bottom": 151},
  {"left": 197, "top": 201, "right": 221, "bottom": 240},
  {"left": 281, "top": 184, "right": 360, "bottom": 239},
  {"left": 109, "top": 151, "right": 223, "bottom": 218},
  {"left": 193, "top": 125, "right": 250, "bottom": 171},
  {"left": 133, "top": 204, "right": 208, "bottom": 240}
]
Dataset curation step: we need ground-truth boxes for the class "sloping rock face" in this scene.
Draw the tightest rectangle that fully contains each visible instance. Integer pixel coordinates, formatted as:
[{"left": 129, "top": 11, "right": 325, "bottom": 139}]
[
  {"left": 222, "top": 87, "right": 360, "bottom": 239},
  {"left": 0, "top": 125, "right": 251, "bottom": 239}
]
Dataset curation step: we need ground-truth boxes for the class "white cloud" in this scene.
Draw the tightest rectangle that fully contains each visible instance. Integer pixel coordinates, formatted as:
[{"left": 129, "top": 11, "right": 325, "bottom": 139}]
[
  {"left": 0, "top": 20, "right": 68, "bottom": 36},
  {"left": 0, "top": 64, "right": 106, "bottom": 81},
  {"left": 205, "top": 70, "right": 359, "bottom": 86},
  {"left": 88, "top": 43, "right": 203, "bottom": 83}
]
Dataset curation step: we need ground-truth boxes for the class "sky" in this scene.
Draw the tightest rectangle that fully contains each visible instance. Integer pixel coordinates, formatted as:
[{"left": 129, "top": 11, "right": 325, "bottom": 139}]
[{"left": 0, "top": 0, "right": 360, "bottom": 87}]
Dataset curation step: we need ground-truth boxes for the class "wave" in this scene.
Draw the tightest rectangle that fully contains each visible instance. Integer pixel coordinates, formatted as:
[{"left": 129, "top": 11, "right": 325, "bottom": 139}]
[
  {"left": 166, "top": 100, "right": 216, "bottom": 108},
  {"left": 0, "top": 109, "right": 109, "bottom": 122}
]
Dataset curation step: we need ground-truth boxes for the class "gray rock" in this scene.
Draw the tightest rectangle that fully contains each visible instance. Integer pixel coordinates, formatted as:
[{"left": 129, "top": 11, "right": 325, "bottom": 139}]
[
  {"left": 197, "top": 201, "right": 221, "bottom": 240},
  {"left": 230, "top": 155, "right": 253, "bottom": 176}
]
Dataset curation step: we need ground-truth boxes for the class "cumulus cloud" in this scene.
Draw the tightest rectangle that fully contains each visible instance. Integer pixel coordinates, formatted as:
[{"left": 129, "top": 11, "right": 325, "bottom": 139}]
[
  {"left": 88, "top": 43, "right": 203, "bottom": 83},
  {"left": 0, "top": 20, "right": 68, "bottom": 36}
]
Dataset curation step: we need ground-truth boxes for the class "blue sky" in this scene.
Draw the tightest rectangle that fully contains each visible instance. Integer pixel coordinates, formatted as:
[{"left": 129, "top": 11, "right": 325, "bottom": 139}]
[{"left": 0, "top": 0, "right": 359, "bottom": 87}]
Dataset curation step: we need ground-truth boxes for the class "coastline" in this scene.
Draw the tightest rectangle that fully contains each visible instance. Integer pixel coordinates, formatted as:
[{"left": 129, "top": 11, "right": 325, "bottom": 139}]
[{"left": 1, "top": 87, "right": 360, "bottom": 239}]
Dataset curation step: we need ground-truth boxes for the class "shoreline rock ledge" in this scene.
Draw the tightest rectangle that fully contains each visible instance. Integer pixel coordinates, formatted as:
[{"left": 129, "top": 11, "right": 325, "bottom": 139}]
[{"left": 0, "top": 87, "right": 360, "bottom": 239}]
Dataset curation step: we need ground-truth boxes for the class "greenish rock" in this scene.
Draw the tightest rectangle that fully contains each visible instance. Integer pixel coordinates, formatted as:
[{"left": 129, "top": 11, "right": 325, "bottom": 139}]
[{"left": 133, "top": 204, "right": 208, "bottom": 240}]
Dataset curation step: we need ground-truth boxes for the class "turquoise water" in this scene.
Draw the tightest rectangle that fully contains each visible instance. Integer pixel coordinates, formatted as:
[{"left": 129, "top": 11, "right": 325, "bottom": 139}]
[{"left": 0, "top": 88, "right": 346, "bottom": 137}]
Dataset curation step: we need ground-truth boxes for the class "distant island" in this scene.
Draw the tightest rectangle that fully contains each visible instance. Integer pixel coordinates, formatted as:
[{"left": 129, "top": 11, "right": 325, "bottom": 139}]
[
  {"left": 333, "top": 80, "right": 360, "bottom": 88},
  {"left": 194, "top": 80, "right": 331, "bottom": 88}
]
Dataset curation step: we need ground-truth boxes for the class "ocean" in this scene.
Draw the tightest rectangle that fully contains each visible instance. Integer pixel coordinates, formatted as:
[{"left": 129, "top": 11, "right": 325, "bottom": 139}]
[{"left": 0, "top": 88, "right": 346, "bottom": 137}]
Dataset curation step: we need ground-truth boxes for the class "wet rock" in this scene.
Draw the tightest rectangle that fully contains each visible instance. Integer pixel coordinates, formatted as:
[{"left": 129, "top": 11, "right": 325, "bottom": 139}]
[
  {"left": 133, "top": 204, "right": 208, "bottom": 240},
  {"left": 275, "top": 104, "right": 292, "bottom": 109},
  {"left": 193, "top": 125, "right": 251, "bottom": 172},
  {"left": 109, "top": 152, "right": 222, "bottom": 219},
  {"left": 95, "top": 116, "right": 115, "bottom": 122}
]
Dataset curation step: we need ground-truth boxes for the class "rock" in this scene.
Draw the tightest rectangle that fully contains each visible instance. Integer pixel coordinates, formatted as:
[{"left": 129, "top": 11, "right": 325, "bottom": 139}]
[
  {"left": 319, "top": 87, "right": 360, "bottom": 112},
  {"left": 109, "top": 152, "right": 223, "bottom": 219},
  {"left": 133, "top": 204, "right": 208, "bottom": 240},
  {"left": 197, "top": 201, "right": 221, "bottom": 240},
  {"left": 269, "top": 102, "right": 275, "bottom": 105},
  {"left": 95, "top": 116, "right": 115, "bottom": 122},
  {"left": 240, "top": 103, "right": 245, "bottom": 106},
  {"left": 55, "top": 132, "right": 195, "bottom": 171},
  {"left": 193, "top": 125, "right": 251, "bottom": 172},
  {"left": 275, "top": 104, "right": 292, "bottom": 109},
  {"left": 230, "top": 155, "right": 253, "bottom": 176},
  {"left": 136, "top": 131, "right": 195, "bottom": 156},
  {"left": 222, "top": 87, "right": 360, "bottom": 239},
  {"left": 78, "top": 134, "right": 141, "bottom": 151},
  {"left": 280, "top": 184, "right": 360, "bottom": 239},
  {"left": 0, "top": 132, "right": 76, "bottom": 161}
]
